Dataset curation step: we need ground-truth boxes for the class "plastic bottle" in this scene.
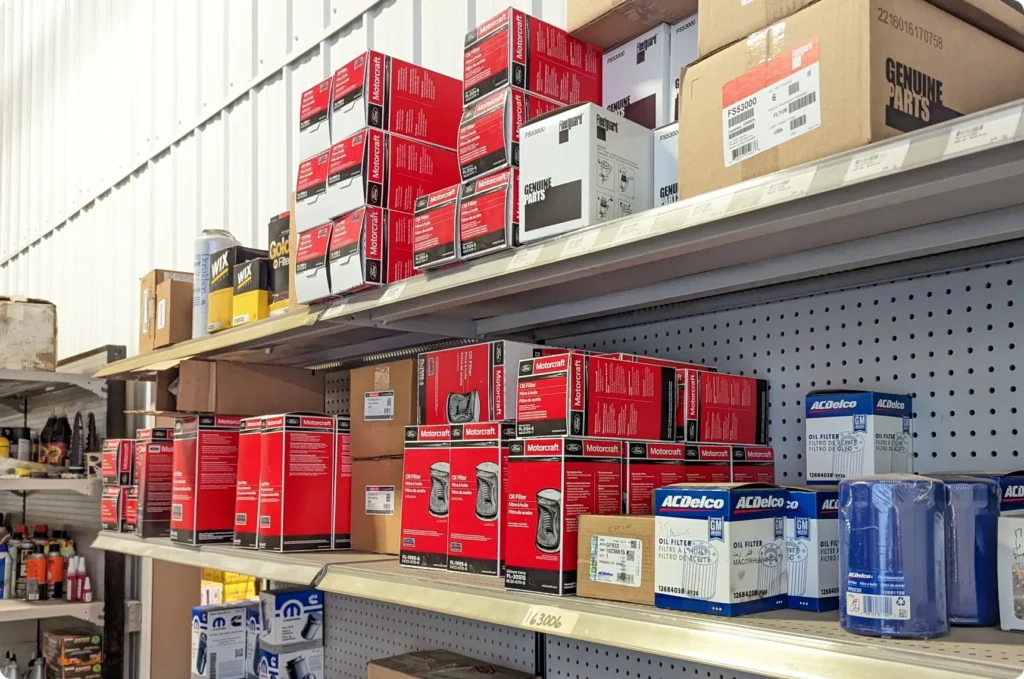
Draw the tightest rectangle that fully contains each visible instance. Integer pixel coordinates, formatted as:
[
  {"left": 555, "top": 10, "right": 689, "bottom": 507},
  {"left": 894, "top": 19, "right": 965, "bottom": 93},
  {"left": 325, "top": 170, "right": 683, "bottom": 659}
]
[
  {"left": 46, "top": 543, "right": 63, "bottom": 600},
  {"left": 39, "top": 413, "right": 55, "bottom": 464},
  {"left": 31, "top": 525, "right": 49, "bottom": 551},
  {"left": 0, "top": 543, "right": 9, "bottom": 600},
  {"left": 24, "top": 546, "right": 46, "bottom": 601},
  {"left": 50, "top": 408, "right": 72, "bottom": 467},
  {"left": 5, "top": 652, "right": 20, "bottom": 679},
  {"left": 12, "top": 526, "right": 33, "bottom": 599},
  {"left": 81, "top": 576, "right": 92, "bottom": 603},
  {"left": 60, "top": 537, "right": 76, "bottom": 576},
  {"left": 75, "top": 557, "right": 87, "bottom": 602},
  {"left": 65, "top": 555, "right": 78, "bottom": 602}
]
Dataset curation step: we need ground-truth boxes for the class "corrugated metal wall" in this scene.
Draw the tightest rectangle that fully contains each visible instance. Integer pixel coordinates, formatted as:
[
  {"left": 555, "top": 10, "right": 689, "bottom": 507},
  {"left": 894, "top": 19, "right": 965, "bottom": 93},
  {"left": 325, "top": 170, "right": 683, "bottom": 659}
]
[{"left": 0, "top": 0, "right": 566, "bottom": 360}]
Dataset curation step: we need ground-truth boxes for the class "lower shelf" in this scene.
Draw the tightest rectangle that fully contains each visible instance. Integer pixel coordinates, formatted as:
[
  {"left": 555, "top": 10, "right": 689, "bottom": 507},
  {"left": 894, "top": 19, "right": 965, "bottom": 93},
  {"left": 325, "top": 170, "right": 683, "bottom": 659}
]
[{"left": 0, "top": 599, "right": 103, "bottom": 624}]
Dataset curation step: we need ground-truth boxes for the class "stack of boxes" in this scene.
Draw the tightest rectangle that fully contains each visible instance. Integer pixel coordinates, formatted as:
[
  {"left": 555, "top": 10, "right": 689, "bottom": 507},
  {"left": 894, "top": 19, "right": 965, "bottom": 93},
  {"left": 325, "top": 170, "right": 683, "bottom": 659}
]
[
  {"left": 138, "top": 269, "right": 193, "bottom": 353},
  {"left": 190, "top": 600, "right": 258, "bottom": 679},
  {"left": 257, "top": 588, "right": 325, "bottom": 679},
  {"left": 100, "top": 428, "right": 177, "bottom": 538},
  {"left": 43, "top": 630, "right": 103, "bottom": 679}
]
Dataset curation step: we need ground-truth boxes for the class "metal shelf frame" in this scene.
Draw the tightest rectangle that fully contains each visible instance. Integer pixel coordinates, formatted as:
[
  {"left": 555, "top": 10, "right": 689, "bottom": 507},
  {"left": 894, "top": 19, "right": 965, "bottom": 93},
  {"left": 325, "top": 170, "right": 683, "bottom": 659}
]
[
  {"left": 0, "top": 600, "right": 104, "bottom": 625},
  {"left": 0, "top": 478, "right": 99, "bottom": 496}
]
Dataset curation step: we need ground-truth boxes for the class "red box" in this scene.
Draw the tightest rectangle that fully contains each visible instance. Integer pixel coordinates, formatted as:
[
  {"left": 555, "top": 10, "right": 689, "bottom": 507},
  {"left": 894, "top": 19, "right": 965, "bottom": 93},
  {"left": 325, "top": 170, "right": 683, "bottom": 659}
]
[
  {"left": 134, "top": 428, "right": 174, "bottom": 538},
  {"left": 504, "top": 437, "right": 622, "bottom": 595},
  {"left": 463, "top": 8, "right": 602, "bottom": 107},
  {"left": 259, "top": 413, "right": 335, "bottom": 552},
  {"left": 101, "top": 439, "right": 134, "bottom": 486},
  {"left": 731, "top": 446, "right": 776, "bottom": 483},
  {"left": 624, "top": 441, "right": 686, "bottom": 515},
  {"left": 334, "top": 416, "right": 352, "bottom": 549},
  {"left": 458, "top": 167, "right": 519, "bottom": 261},
  {"left": 516, "top": 352, "right": 676, "bottom": 441},
  {"left": 458, "top": 88, "right": 560, "bottom": 181},
  {"left": 331, "top": 50, "right": 462, "bottom": 149},
  {"left": 678, "top": 369, "right": 768, "bottom": 444},
  {"left": 683, "top": 444, "right": 732, "bottom": 483},
  {"left": 401, "top": 425, "right": 453, "bottom": 570},
  {"left": 448, "top": 421, "right": 514, "bottom": 576},
  {"left": 298, "top": 76, "right": 332, "bottom": 161},
  {"left": 100, "top": 485, "right": 128, "bottom": 532},
  {"left": 124, "top": 486, "right": 139, "bottom": 532},
  {"left": 413, "top": 184, "right": 461, "bottom": 271},
  {"left": 328, "top": 207, "right": 415, "bottom": 295},
  {"left": 233, "top": 416, "right": 263, "bottom": 549},
  {"left": 294, "top": 225, "right": 332, "bottom": 304},
  {"left": 170, "top": 414, "right": 242, "bottom": 546},
  {"left": 418, "top": 341, "right": 544, "bottom": 426}
]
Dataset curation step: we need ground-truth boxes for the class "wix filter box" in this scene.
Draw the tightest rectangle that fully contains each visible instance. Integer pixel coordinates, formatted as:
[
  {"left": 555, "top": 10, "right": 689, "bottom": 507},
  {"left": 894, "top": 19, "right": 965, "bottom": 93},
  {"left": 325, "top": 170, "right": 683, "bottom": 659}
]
[
  {"left": 653, "top": 122, "right": 679, "bottom": 206},
  {"left": 805, "top": 392, "right": 913, "bottom": 485},
  {"left": 297, "top": 77, "right": 332, "bottom": 162},
  {"left": 997, "top": 514, "right": 1024, "bottom": 631},
  {"left": 520, "top": 103, "right": 653, "bottom": 244},
  {"left": 785, "top": 486, "right": 839, "bottom": 612},
  {"left": 655, "top": 483, "right": 788, "bottom": 616},
  {"left": 294, "top": 225, "right": 333, "bottom": 305},
  {"left": 191, "top": 602, "right": 256, "bottom": 679},
  {"left": 603, "top": 23, "right": 672, "bottom": 130},
  {"left": 669, "top": 14, "right": 698, "bottom": 122}
]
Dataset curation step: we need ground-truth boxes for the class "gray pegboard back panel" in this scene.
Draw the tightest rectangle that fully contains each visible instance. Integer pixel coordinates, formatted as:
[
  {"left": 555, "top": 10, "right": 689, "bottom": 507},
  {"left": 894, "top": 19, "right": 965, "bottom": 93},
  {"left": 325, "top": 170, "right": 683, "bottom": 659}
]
[
  {"left": 546, "top": 638, "right": 770, "bottom": 679},
  {"left": 325, "top": 370, "right": 351, "bottom": 416},
  {"left": 553, "top": 259, "right": 1024, "bottom": 480}
]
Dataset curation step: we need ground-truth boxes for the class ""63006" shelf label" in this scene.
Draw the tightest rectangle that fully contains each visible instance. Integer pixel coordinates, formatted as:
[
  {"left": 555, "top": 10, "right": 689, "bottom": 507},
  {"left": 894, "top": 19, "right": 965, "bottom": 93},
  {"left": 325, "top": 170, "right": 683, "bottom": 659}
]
[{"left": 521, "top": 605, "right": 579, "bottom": 634}]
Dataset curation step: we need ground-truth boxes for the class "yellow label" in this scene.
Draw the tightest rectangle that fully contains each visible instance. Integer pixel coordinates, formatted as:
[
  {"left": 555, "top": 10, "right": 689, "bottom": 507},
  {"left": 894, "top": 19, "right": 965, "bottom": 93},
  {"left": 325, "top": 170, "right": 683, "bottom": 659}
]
[{"left": 231, "top": 290, "right": 269, "bottom": 327}]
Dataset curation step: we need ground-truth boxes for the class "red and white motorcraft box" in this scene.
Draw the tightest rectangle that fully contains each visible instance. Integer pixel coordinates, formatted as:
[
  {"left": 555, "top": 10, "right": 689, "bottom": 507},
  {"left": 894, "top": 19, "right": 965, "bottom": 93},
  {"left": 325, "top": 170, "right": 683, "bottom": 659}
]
[
  {"left": 504, "top": 437, "right": 622, "bottom": 595},
  {"left": 102, "top": 439, "right": 134, "bottom": 486},
  {"left": 516, "top": 352, "right": 676, "bottom": 441},
  {"left": 418, "top": 341, "right": 545, "bottom": 426},
  {"left": 624, "top": 440, "right": 686, "bottom": 515},
  {"left": 295, "top": 149, "right": 332, "bottom": 233},
  {"left": 413, "top": 184, "right": 461, "bottom": 271},
  {"left": 334, "top": 416, "right": 352, "bottom": 549},
  {"left": 294, "top": 224, "right": 333, "bottom": 304},
  {"left": 134, "top": 428, "right": 174, "bottom": 538},
  {"left": 331, "top": 50, "right": 462, "bottom": 149},
  {"left": 259, "top": 413, "right": 336, "bottom": 552},
  {"left": 683, "top": 444, "right": 732, "bottom": 483},
  {"left": 100, "top": 485, "right": 128, "bottom": 532},
  {"left": 678, "top": 369, "right": 768, "bottom": 445},
  {"left": 463, "top": 8, "right": 602, "bottom": 107},
  {"left": 233, "top": 416, "right": 263, "bottom": 549},
  {"left": 328, "top": 207, "right": 415, "bottom": 295},
  {"left": 170, "top": 414, "right": 241, "bottom": 546},
  {"left": 458, "top": 167, "right": 518, "bottom": 261},
  {"left": 401, "top": 425, "right": 452, "bottom": 570},
  {"left": 124, "top": 486, "right": 138, "bottom": 533},
  {"left": 298, "top": 76, "right": 333, "bottom": 162},
  {"left": 731, "top": 445, "right": 776, "bottom": 483},
  {"left": 458, "top": 88, "right": 560, "bottom": 182}
]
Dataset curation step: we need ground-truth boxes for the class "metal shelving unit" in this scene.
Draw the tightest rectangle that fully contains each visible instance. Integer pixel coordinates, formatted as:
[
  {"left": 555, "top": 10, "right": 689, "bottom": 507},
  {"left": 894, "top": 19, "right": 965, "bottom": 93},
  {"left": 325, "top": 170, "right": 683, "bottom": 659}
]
[
  {"left": 0, "top": 478, "right": 99, "bottom": 496},
  {"left": 0, "top": 600, "right": 104, "bottom": 625}
]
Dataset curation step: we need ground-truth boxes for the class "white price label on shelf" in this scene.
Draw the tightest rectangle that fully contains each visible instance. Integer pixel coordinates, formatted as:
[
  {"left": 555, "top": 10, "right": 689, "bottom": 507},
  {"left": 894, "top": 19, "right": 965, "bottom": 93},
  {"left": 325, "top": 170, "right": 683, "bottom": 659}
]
[
  {"left": 319, "top": 299, "right": 349, "bottom": 321},
  {"left": 844, "top": 140, "right": 911, "bottom": 183},
  {"left": 756, "top": 168, "right": 816, "bottom": 207},
  {"left": 613, "top": 216, "right": 656, "bottom": 244},
  {"left": 561, "top": 230, "right": 599, "bottom": 258},
  {"left": 521, "top": 605, "right": 579, "bottom": 634},
  {"left": 506, "top": 247, "right": 541, "bottom": 271},
  {"left": 378, "top": 282, "right": 407, "bottom": 304},
  {"left": 688, "top": 195, "right": 733, "bottom": 223},
  {"left": 944, "top": 107, "right": 1023, "bottom": 157}
]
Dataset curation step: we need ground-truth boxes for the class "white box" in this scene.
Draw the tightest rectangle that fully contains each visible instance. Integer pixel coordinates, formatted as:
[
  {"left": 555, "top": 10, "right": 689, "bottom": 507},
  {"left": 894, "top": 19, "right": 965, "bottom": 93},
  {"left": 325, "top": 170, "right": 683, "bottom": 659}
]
[
  {"left": 603, "top": 24, "right": 672, "bottom": 130},
  {"left": 785, "top": 487, "right": 839, "bottom": 612},
  {"left": 294, "top": 224, "right": 333, "bottom": 305},
  {"left": 258, "top": 588, "right": 324, "bottom": 647},
  {"left": 805, "top": 392, "right": 913, "bottom": 484},
  {"left": 653, "top": 122, "right": 679, "bottom": 207},
  {"left": 669, "top": 14, "right": 698, "bottom": 122},
  {"left": 298, "top": 77, "right": 332, "bottom": 162},
  {"left": 191, "top": 602, "right": 255, "bottom": 679},
  {"left": 258, "top": 644, "right": 324, "bottom": 679},
  {"left": 245, "top": 607, "right": 260, "bottom": 679},
  {"left": 328, "top": 207, "right": 415, "bottom": 295},
  {"left": 997, "top": 515, "right": 1024, "bottom": 631},
  {"left": 520, "top": 103, "right": 653, "bottom": 244}
]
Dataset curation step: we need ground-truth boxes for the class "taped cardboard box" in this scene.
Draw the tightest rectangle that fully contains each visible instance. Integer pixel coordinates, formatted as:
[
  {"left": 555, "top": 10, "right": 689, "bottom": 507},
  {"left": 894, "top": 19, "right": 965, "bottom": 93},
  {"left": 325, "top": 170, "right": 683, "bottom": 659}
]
[
  {"left": 679, "top": 0, "right": 1024, "bottom": 199},
  {"left": 351, "top": 455, "right": 404, "bottom": 554},
  {"left": 176, "top": 360, "right": 324, "bottom": 417},
  {"left": 368, "top": 650, "right": 539, "bottom": 679},
  {"left": 577, "top": 515, "right": 655, "bottom": 605},
  {"left": 139, "top": 271, "right": 191, "bottom": 354},
  {"left": 568, "top": 0, "right": 698, "bottom": 51},
  {"left": 350, "top": 359, "right": 417, "bottom": 459},
  {"left": 154, "top": 279, "right": 192, "bottom": 349}
]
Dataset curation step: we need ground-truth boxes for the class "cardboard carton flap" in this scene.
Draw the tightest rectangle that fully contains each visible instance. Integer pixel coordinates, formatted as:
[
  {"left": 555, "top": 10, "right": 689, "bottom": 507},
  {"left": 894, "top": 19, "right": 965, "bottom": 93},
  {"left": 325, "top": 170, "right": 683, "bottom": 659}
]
[{"left": 569, "top": 0, "right": 698, "bottom": 50}]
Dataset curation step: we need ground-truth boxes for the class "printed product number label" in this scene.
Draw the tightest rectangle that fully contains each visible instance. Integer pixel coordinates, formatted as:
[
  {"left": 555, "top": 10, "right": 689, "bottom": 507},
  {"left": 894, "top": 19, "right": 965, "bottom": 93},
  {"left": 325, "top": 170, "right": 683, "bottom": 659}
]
[
  {"left": 157, "top": 299, "right": 168, "bottom": 330},
  {"left": 590, "top": 536, "right": 642, "bottom": 587},
  {"left": 379, "top": 282, "right": 407, "bottom": 304},
  {"left": 521, "top": 605, "right": 579, "bottom": 634},
  {"left": 722, "top": 37, "right": 821, "bottom": 167},
  {"left": 365, "top": 485, "right": 395, "bottom": 515},
  {"left": 944, "top": 106, "right": 1023, "bottom": 157},
  {"left": 506, "top": 247, "right": 541, "bottom": 271},
  {"left": 756, "top": 167, "right": 816, "bottom": 207},
  {"left": 844, "top": 140, "right": 912, "bottom": 183},
  {"left": 845, "top": 570, "right": 911, "bottom": 620},
  {"left": 364, "top": 390, "right": 395, "bottom": 421},
  {"left": 561, "top": 230, "right": 599, "bottom": 258}
]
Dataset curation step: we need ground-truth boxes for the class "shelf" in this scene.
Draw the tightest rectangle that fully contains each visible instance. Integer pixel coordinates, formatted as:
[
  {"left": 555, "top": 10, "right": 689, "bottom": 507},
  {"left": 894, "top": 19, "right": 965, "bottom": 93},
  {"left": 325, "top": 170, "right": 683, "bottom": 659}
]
[
  {"left": 0, "top": 599, "right": 103, "bottom": 624},
  {"left": 0, "top": 477, "right": 99, "bottom": 496},
  {"left": 0, "top": 369, "right": 107, "bottom": 403}
]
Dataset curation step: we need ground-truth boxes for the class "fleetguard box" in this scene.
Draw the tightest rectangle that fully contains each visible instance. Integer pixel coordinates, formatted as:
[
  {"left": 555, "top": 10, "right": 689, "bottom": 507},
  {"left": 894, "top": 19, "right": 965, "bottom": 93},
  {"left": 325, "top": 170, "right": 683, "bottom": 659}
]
[
  {"left": 653, "top": 122, "right": 679, "bottom": 206},
  {"left": 577, "top": 514, "right": 656, "bottom": 605},
  {"left": 171, "top": 414, "right": 242, "bottom": 546},
  {"left": 401, "top": 425, "right": 451, "bottom": 570},
  {"left": 732, "top": 446, "right": 776, "bottom": 483},
  {"left": 520, "top": 103, "right": 653, "bottom": 244},
  {"left": 258, "top": 413, "right": 335, "bottom": 552},
  {"left": 602, "top": 23, "right": 672, "bottom": 129},
  {"left": 680, "top": 0, "right": 1024, "bottom": 199},
  {"left": 458, "top": 88, "right": 560, "bottom": 182},
  {"left": 294, "top": 224, "right": 332, "bottom": 305},
  {"left": 624, "top": 441, "right": 686, "bottom": 515},
  {"left": 448, "top": 421, "right": 514, "bottom": 576},
  {"left": 298, "top": 76, "right": 332, "bottom": 161},
  {"left": 100, "top": 485, "right": 127, "bottom": 532},
  {"left": 678, "top": 369, "right": 768, "bottom": 445},
  {"left": 268, "top": 212, "right": 291, "bottom": 316},
  {"left": 785, "top": 486, "right": 840, "bottom": 612},
  {"left": 654, "top": 483, "right": 788, "bottom": 616},
  {"left": 684, "top": 444, "right": 732, "bottom": 483},
  {"left": 134, "top": 428, "right": 174, "bottom": 538},
  {"left": 124, "top": 486, "right": 138, "bottom": 532},
  {"left": 351, "top": 359, "right": 418, "bottom": 459},
  {"left": 413, "top": 184, "right": 460, "bottom": 271},
  {"left": 418, "top": 341, "right": 544, "bottom": 426},
  {"left": 516, "top": 352, "right": 676, "bottom": 441},
  {"left": 505, "top": 437, "right": 623, "bottom": 595},
  {"left": 259, "top": 588, "right": 324, "bottom": 646},
  {"left": 102, "top": 439, "right": 134, "bottom": 486},
  {"left": 997, "top": 514, "right": 1024, "bottom": 631},
  {"left": 234, "top": 417, "right": 263, "bottom": 549},
  {"left": 459, "top": 167, "right": 519, "bottom": 260},
  {"left": 464, "top": 8, "right": 602, "bottom": 107},
  {"left": 330, "top": 50, "right": 462, "bottom": 149},
  {"left": 232, "top": 258, "right": 272, "bottom": 327},
  {"left": 328, "top": 207, "right": 415, "bottom": 295},
  {"left": 669, "top": 14, "right": 698, "bottom": 122},
  {"left": 334, "top": 416, "right": 352, "bottom": 549}
]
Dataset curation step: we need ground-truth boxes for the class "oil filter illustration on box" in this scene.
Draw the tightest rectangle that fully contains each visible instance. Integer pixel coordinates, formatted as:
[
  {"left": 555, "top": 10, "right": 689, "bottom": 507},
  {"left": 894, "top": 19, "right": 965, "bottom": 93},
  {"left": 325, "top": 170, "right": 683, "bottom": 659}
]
[
  {"left": 191, "top": 603, "right": 252, "bottom": 679},
  {"left": 839, "top": 475, "right": 948, "bottom": 638},
  {"left": 535, "top": 489, "right": 562, "bottom": 553},
  {"left": 258, "top": 589, "right": 324, "bottom": 646},
  {"left": 402, "top": 426, "right": 451, "bottom": 570},
  {"left": 475, "top": 461, "right": 500, "bottom": 521},
  {"left": 446, "top": 392, "right": 481, "bottom": 423},
  {"left": 680, "top": 541, "right": 718, "bottom": 599},
  {"left": 259, "top": 646, "right": 324, "bottom": 679},
  {"left": 195, "top": 632, "right": 207, "bottom": 675},
  {"left": 429, "top": 462, "right": 450, "bottom": 518}
]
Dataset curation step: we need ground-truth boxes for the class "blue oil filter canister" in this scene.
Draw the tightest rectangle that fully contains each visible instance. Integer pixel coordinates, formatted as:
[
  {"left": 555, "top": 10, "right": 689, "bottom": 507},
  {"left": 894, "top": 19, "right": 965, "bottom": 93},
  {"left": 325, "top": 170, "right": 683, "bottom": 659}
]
[{"left": 840, "top": 474, "right": 948, "bottom": 638}]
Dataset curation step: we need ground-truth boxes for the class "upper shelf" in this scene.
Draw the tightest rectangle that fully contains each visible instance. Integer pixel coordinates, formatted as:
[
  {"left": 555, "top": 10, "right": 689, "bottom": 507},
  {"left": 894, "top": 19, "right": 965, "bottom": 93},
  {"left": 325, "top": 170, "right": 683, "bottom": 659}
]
[
  {"left": 0, "top": 477, "right": 98, "bottom": 496},
  {"left": 0, "top": 369, "right": 107, "bottom": 403},
  {"left": 96, "top": 99, "right": 1024, "bottom": 379}
]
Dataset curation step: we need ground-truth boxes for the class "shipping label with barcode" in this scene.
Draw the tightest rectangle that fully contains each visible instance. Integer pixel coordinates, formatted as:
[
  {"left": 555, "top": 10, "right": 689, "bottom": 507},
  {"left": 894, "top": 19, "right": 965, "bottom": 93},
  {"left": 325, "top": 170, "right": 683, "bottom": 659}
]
[
  {"left": 721, "top": 37, "right": 821, "bottom": 167},
  {"left": 590, "top": 535, "right": 642, "bottom": 587},
  {"left": 845, "top": 569, "right": 912, "bottom": 620},
  {"left": 365, "top": 485, "right": 396, "bottom": 515}
]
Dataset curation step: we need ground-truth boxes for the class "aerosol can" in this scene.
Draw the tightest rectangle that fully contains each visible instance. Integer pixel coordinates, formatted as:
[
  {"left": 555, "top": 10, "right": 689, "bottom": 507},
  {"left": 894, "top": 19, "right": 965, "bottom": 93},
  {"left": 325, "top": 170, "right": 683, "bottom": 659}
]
[
  {"left": 12, "top": 527, "right": 33, "bottom": 599},
  {"left": 193, "top": 229, "right": 240, "bottom": 339}
]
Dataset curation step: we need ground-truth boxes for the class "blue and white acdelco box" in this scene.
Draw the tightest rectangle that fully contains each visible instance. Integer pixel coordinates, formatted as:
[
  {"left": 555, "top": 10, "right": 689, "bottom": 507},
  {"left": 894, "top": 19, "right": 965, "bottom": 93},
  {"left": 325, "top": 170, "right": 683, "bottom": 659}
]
[
  {"left": 805, "top": 392, "right": 912, "bottom": 484},
  {"left": 654, "top": 483, "right": 787, "bottom": 616},
  {"left": 191, "top": 601, "right": 257, "bottom": 679},
  {"left": 785, "top": 486, "right": 839, "bottom": 612},
  {"left": 258, "top": 588, "right": 324, "bottom": 646},
  {"left": 960, "top": 470, "right": 1024, "bottom": 516}
]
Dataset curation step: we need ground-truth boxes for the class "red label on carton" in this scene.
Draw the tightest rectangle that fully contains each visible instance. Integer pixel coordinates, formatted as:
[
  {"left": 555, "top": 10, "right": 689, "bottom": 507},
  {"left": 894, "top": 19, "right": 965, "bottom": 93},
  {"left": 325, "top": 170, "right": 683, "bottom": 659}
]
[
  {"left": 625, "top": 441, "right": 686, "bottom": 515},
  {"left": 170, "top": 415, "right": 242, "bottom": 546},
  {"left": 299, "top": 77, "right": 332, "bottom": 130},
  {"left": 124, "top": 486, "right": 139, "bottom": 529},
  {"left": 679, "top": 371, "right": 768, "bottom": 445},
  {"left": 334, "top": 417, "right": 352, "bottom": 549},
  {"left": 413, "top": 184, "right": 460, "bottom": 270},
  {"left": 233, "top": 417, "right": 263, "bottom": 549},
  {"left": 458, "top": 168, "right": 518, "bottom": 259},
  {"left": 296, "top": 151, "right": 330, "bottom": 198},
  {"left": 295, "top": 226, "right": 331, "bottom": 271},
  {"left": 684, "top": 444, "right": 732, "bottom": 483},
  {"left": 101, "top": 485, "right": 127, "bottom": 532},
  {"left": 135, "top": 428, "right": 174, "bottom": 536},
  {"left": 401, "top": 426, "right": 451, "bottom": 570},
  {"left": 731, "top": 446, "right": 776, "bottom": 483},
  {"left": 102, "top": 439, "right": 134, "bottom": 486}
]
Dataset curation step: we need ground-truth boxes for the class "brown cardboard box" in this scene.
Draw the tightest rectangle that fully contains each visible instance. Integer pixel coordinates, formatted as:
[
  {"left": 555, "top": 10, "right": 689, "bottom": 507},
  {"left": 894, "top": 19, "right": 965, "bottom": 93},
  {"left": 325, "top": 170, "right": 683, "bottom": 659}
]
[
  {"left": 176, "top": 359, "right": 324, "bottom": 416},
  {"left": 46, "top": 663, "right": 102, "bottom": 679},
  {"left": 576, "top": 515, "right": 655, "bottom": 605},
  {"left": 0, "top": 297, "right": 57, "bottom": 371},
  {"left": 368, "top": 650, "right": 539, "bottom": 679},
  {"left": 351, "top": 456, "right": 404, "bottom": 554},
  {"left": 568, "top": 0, "right": 698, "bottom": 49},
  {"left": 139, "top": 270, "right": 193, "bottom": 353},
  {"left": 680, "top": 0, "right": 1024, "bottom": 200},
  {"left": 154, "top": 279, "right": 193, "bottom": 349},
  {"left": 930, "top": 0, "right": 1024, "bottom": 51},
  {"left": 350, "top": 359, "right": 417, "bottom": 459},
  {"left": 42, "top": 630, "right": 102, "bottom": 667}
]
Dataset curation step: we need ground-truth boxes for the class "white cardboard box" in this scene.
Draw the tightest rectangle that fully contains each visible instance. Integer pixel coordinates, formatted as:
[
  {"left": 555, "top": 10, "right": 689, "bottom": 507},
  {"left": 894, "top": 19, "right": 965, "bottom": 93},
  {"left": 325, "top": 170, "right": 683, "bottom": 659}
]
[
  {"left": 258, "top": 644, "right": 324, "bottom": 679},
  {"left": 669, "top": 14, "right": 698, "bottom": 122},
  {"left": 603, "top": 23, "right": 672, "bottom": 130},
  {"left": 997, "top": 515, "right": 1024, "bottom": 631},
  {"left": 297, "top": 77, "right": 332, "bottom": 162},
  {"left": 294, "top": 224, "right": 333, "bottom": 305},
  {"left": 520, "top": 103, "right": 653, "bottom": 244},
  {"left": 653, "top": 122, "right": 679, "bottom": 207}
]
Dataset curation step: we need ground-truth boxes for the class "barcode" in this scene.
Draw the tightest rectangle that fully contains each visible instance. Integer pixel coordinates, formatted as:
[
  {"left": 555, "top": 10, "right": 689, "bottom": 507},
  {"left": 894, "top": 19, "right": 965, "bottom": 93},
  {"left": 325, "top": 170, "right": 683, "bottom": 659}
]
[
  {"left": 790, "top": 115, "right": 807, "bottom": 131},
  {"left": 626, "top": 551, "right": 636, "bottom": 562},
  {"left": 861, "top": 594, "right": 894, "bottom": 617},
  {"left": 235, "top": 513, "right": 246, "bottom": 525},
  {"left": 234, "top": 649, "right": 244, "bottom": 658},
  {"left": 788, "top": 82, "right": 800, "bottom": 96},
  {"left": 728, "top": 107, "right": 755, "bottom": 128},
  {"left": 728, "top": 122, "right": 754, "bottom": 140},
  {"left": 732, "top": 141, "right": 759, "bottom": 161},
  {"left": 171, "top": 504, "right": 182, "bottom": 521},
  {"left": 630, "top": 540, "right": 638, "bottom": 548},
  {"left": 617, "top": 573, "right": 636, "bottom": 584},
  {"left": 788, "top": 92, "right": 817, "bottom": 113},
  {"left": 259, "top": 516, "right": 270, "bottom": 528},
  {"left": 210, "top": 654, "right": 218, "bottom": 679}
]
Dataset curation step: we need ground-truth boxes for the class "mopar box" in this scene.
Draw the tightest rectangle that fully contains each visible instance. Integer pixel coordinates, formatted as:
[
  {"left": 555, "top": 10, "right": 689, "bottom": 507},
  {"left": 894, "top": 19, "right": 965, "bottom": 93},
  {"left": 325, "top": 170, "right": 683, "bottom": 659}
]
[
  {"left": 785, "top": 486, "right": 840, "bottom": 612},
  {"left": 257, "top": 645, "right": 324, "bottom": 679},
  {"left": 258, "top": 588, "right": 324, "bottom": 646},
  {"left": 190, "top": 602, "right": 255, "bottom": 679},
  {"left": 602, "top": 23, "right": 672, "bottom": 129}
]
